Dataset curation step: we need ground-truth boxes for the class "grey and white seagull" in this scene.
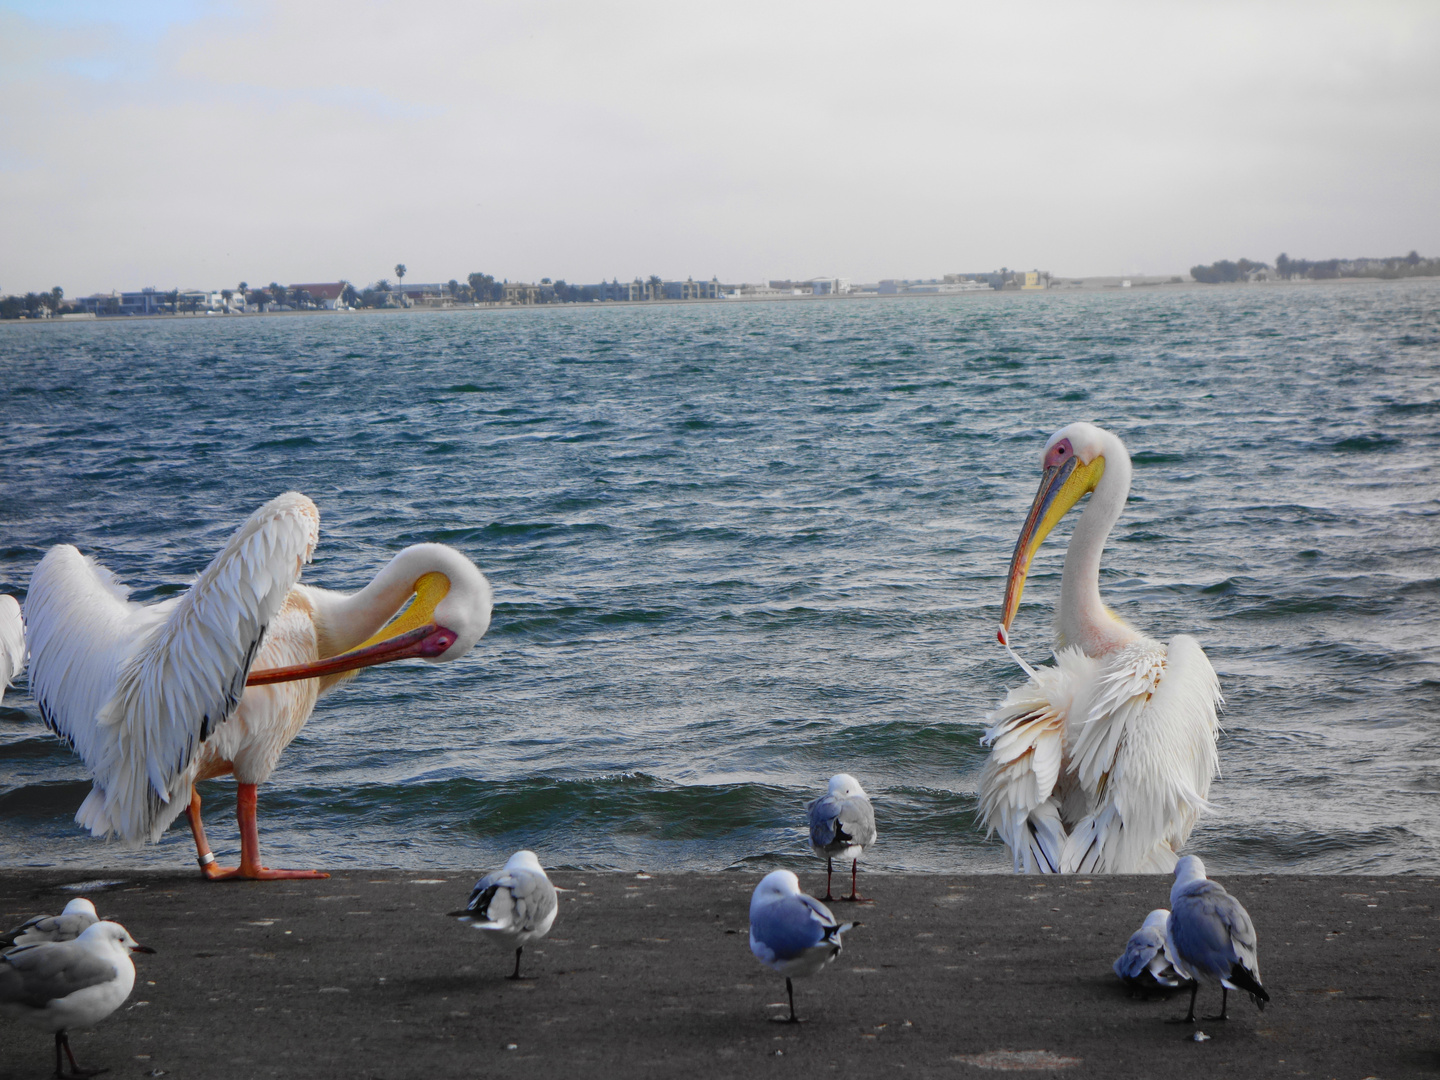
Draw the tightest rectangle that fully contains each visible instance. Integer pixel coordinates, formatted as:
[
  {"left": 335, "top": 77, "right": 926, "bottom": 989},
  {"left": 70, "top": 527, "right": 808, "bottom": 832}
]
[
  {"left": 808, "top": 773, "right": 877, "bottom": 902},
  {"left": 749, "top": 869, "right": 857, "bottom": 1023},
  {"left": 448, "top": 850, "right": 558, "bottom": 980},
  {"left": 1113, "top": 907, "right": 1190, "bottom": 994},
  {"left": 1166, "top": 855, "right": 1270, "bottom": 1023},
  {"left": 0, "top": 919, "right": 154, "bottom": 1079},
  {"left": 2, "top": 898, "right": 100, "bottom": 952}
]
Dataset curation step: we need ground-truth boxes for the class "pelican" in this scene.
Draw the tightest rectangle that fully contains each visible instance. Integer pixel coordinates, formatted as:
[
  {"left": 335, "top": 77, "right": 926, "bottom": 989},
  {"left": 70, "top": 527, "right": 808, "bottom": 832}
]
[
  {"left": 0, "top": 593, "right": 23, "bottom": 700},
  {"left": 25, "top": 492, "right": 493, "bottom": 880},
  {"left": 977, "top": 423, "right": 1221, "bottom": 874}
]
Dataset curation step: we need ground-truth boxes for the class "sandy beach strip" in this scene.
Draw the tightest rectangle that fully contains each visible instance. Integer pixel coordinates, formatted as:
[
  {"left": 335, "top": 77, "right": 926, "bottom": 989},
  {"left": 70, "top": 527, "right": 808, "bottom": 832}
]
[{"left": 1, "top": 870, "right": 1434, "bottom": 1078}]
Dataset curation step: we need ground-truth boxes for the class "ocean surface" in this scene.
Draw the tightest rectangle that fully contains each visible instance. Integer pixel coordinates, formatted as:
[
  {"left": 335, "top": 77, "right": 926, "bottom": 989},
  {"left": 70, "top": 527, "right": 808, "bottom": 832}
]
[{"left": 1, "top": 281, "right": 1437, "bottom": 876}]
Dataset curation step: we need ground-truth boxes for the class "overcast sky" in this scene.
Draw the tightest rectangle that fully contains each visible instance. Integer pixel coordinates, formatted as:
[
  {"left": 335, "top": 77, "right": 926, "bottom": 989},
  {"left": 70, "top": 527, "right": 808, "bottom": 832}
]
[{"left": 2, "top": 0, "right": 1437, "bottom": 294}]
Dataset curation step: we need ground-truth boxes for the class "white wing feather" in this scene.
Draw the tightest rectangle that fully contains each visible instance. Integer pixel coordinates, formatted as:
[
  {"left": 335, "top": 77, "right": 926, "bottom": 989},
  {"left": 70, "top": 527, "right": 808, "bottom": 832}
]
[
  {"left": 0, "top": 594, "right": 22, "bottom": 693},
  {"left": 1062, "top": 635, "right": 1221, "bottom": 872},
  {"left": 978, "top": 648, "right": 1092, "bottom": 873},
  {"left": 25, "top": 493, "right": 319, "bottom": 844}
]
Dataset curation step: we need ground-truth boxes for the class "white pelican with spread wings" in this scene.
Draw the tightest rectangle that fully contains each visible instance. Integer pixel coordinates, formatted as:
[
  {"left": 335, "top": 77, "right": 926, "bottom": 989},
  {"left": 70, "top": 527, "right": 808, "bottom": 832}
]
[{"left": 25, "top": 492, "right": 493, "bottom": 880}]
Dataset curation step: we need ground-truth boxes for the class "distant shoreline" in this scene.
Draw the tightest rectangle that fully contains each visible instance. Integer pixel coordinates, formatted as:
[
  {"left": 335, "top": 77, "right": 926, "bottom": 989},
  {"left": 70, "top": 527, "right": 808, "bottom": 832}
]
[{"left": 1, "top": 274, "right": 1427, "bottom": 327}]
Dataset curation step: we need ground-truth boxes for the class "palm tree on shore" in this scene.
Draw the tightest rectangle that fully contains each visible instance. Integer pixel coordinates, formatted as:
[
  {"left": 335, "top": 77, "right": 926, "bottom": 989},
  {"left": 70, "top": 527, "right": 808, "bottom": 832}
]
[{"left": 395, "top": 263, "right": 407, "bottom": 307}]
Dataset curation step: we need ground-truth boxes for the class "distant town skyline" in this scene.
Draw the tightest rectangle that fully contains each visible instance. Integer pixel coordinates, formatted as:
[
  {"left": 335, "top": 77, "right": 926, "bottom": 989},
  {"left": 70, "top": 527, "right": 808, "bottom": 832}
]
[{"left": 2, "top": 1, "right": 1437, "bottom": 296}]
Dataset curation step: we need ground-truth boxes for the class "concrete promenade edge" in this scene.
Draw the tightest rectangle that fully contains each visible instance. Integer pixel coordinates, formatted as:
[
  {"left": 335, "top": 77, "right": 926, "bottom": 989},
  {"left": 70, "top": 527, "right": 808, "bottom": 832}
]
[{"left": 1, "top": 870, "right": 1436, "bottom": 1079}]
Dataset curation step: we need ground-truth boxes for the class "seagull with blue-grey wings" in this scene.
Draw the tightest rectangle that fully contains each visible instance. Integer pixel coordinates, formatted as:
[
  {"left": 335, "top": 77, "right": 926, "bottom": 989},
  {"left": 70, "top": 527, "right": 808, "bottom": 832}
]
[
  {"left": 808, "top": 773, "right": 877, "bottom": 902},
  {"left": 449, "top": 850, "right": 558, "bottom": 980},
  {"left": 749, "top": 869, "right": 858, "bottom": 1023},
  {"left": 1166, "top": 855, "right": 1270, "bottom": 1023}
]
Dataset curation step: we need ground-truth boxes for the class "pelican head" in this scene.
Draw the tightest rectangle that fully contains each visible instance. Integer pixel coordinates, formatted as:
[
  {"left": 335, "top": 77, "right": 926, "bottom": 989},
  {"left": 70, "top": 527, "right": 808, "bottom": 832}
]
[
  {"left": 247, "top": 543, "right": 493, "bottom": 686},
  {"left": 999, "top": 422, "right": 1119, "bottom": 640}
]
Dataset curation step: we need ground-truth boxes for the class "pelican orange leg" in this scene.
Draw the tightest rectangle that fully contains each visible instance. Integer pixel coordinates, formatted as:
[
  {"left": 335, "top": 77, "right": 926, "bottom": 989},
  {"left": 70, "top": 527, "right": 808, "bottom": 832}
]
[{"left": 187, "top": 783, "right": 328, "bottom": 881}]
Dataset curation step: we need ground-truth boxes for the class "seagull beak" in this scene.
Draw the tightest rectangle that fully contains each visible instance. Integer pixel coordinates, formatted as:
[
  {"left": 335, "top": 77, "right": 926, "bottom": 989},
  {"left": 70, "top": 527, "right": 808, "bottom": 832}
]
[
  {"left": 999, "top": 454, "right": 1106, "bottom": 638},
  {"left": 247, "top": 572, "right": 456, "bottom": 686},
  {"left": 132, "top": 944, "right": 156, "bottom": 954}
]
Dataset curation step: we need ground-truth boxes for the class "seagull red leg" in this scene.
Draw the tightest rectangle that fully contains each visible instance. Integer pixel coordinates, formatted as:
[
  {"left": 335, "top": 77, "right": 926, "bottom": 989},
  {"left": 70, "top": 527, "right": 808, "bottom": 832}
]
[
  {"left": 840, "top": 858, "right": 870, "bottom": 903},
  {"left": 821, "top": 857, "right": 835, "bottom": 902},
  {"left": 56, "top": 1030, "right": 104, "bottom": 1079}
]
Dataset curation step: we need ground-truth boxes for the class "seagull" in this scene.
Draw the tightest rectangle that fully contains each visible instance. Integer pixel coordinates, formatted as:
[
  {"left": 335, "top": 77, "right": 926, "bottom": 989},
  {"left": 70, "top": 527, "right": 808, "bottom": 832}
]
[
  {"left": 1113, "top": 908, "right": 1189, "bottom": 994},
  {"left": 749, "top": 869, "right": 857, "bottom": 1023},
  {"left": 1, "top": 899, "right": 99, "bottom": 952},
  {"left": 1166, "top": 855, "right": 1270, "bottom": 1022},
  {"left": 0, "top": 593, "right": 22, "bottom": 700},
  {"left": 807, "top": 773, "right": 877, "bottom": 902},
  {"left": 0, "top": 919, "right": 154, "bottom": 1079},
  {"left": 448, "top": 851, "right": 558, "bottom": 979}
]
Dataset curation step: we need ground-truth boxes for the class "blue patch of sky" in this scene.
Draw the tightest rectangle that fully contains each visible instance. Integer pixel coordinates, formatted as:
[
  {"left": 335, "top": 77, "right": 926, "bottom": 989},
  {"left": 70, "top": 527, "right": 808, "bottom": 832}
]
[{"left": 0, "top": 0, "right": 219, "bottom": 31}]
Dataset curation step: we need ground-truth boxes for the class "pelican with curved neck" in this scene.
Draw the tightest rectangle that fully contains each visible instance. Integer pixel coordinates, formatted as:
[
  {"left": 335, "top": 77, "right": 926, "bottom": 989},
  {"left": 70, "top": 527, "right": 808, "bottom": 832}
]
[
  {"left": 192, "top": 540, "right": 493, "bottom": 881},
  {"left": 1000, "top": 422, "right": 1135, "bottom": 657},
  {"left": 978, "top": 423, "right": 1222, "bottom": 874}
]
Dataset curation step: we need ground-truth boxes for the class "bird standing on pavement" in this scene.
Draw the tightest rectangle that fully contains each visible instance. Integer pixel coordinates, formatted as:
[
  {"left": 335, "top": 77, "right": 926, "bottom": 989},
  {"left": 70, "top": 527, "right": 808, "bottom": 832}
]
[
  {"left": 749, "top": 869, "right": 857, "bottom": 1023},
  {"left": 24, "top": 492, "right": 493, "bottom": 880},
  {"left": 0, "top": 919, "right": 154, "bottom": 1078},
  {"left": 448, "top": 850, "right": 558, "bottom": 979},
  {"left": 978, "top": 423, "right": 1222, "bottom": 874},
  {"left": 1, "top": 898, "right": 99, "bottom": 952},
  {"left": 808, "top": 773, "right": 877, "bottom": 902},
  {"left": 1113, "top": 907, "right": 1189, "bottom": 994},
  {"left": 1166, "top": 855, "right": 1269, "bottom": 1023}
]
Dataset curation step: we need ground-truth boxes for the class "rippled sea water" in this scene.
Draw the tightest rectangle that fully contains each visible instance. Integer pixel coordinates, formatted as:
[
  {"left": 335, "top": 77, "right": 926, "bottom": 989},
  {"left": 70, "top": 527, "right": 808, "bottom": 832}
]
[{"left": 1, "top": 281, "right": 1437, "bottom": 874}]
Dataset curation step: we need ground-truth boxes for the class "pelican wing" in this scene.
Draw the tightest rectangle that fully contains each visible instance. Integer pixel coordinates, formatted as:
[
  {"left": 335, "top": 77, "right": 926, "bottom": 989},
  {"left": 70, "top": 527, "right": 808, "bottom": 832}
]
[
  {"left": 1063, "top": 635, "right": 1221, "bottom": 873},
  {"left": 0, "top": 594, "right": 22, "bottom": 692},
  {"left": 25, "top": 493, "right": 319, "bottom": 844},
  {"left": 978, "top": 648, "right": 1092, "bottom": 873}
]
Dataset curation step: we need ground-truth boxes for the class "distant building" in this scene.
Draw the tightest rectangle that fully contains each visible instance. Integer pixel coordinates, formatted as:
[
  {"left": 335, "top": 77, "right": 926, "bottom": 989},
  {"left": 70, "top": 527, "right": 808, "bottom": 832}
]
[
  {"left": 290, "top": 282, "right": 348, "bottom": 310},
  {"left": 661, "top": 277, "right": 723, "bottom": 300},
  {"left": 502, "top": 281, "right": 543, "bottom": 304},
  {"left": 398, "top": 282, "right": 455, "bottom": 307}
]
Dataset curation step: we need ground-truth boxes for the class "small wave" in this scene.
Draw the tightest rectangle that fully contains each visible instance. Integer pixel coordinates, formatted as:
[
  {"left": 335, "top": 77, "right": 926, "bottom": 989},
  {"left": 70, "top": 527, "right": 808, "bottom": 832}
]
[
  {"left": 1129, "top": 450, "right": 1186, "bottom": 465},
  {"left": 0, "top": 780, "right": 92, "bottom": 819},
  {"left": 250, "top": 435, "right": 320, "bottom": 449},
  {"left": 1322, "top": 432, "right": 1401, "bottom": 453}
]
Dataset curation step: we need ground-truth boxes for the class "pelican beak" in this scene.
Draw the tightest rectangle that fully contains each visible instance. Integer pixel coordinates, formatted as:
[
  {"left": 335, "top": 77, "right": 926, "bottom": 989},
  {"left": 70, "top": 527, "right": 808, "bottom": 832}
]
[
  {"left": 247, "top": 572, "right": 456, "bottom": 686},
  {"left": 999, "top": 455, "right": 1106, "bottom": 638}
]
